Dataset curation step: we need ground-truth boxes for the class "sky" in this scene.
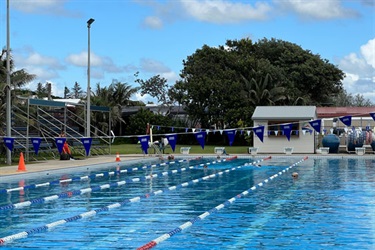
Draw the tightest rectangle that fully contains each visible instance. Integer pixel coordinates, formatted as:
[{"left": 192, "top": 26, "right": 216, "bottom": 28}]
[{"left": 0, "top": 0, "right": 374, "bottom": 104}]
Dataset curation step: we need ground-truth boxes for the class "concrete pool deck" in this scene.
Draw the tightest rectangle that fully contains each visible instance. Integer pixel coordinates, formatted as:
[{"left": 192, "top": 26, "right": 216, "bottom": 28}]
[
  {"left": 1, "top": 153, "right": 374, "bottom": 177},
  {"left": 0, "top": 154, "right": 146, "bottom": 177}
]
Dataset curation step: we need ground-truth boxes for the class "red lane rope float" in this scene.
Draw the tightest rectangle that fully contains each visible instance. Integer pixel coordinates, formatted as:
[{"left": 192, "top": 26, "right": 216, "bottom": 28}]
[
  {"left": 225, "top": 155, "right": 238, "bottom": 161},
  {"left": 0, "top": 157, "right": 230, "bottom": 212},
  {"left": 137, "top": 156, "right": 308, "bottom": 250},
  {"left": 0, "top": 156, "right": 270, "bottom": 245}
]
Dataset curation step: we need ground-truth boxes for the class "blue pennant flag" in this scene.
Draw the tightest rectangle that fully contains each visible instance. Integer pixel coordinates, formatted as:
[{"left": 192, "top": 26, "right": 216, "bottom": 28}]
[
  {"left": 339, "top": 116, "right": 352, "bottom": 127},
  {"left": 55, "top": 137, "right": 66, "bottom": 154},
  {"left": 309, "top": 119, "right": 321, "bottom": 133},
  {"left": 370, "top": 112, "right": 375, "bottom": 121},
  {"left": 281, "top": 124, "right": 292, "bottom": 141},
  {"left": 194, "top": 131, "right": 206, "bottom": 149},
  {"left": 138, "top": 135, "right": 150, "bottom": 154},
  {"left": 31, "top": 137, "right": 42, "bottom": 155},
  {"left": 253, "top": 126, "right": 264, "bottom": 143},
  {"left": 81, "top": 137, "right": 92, "bottom": 156},
  {"left": 166, "top": 134, "right": 177, "bottom": 152},
  {"left": 225, "top": 129, "right": 236, "bottom": 146},
  {"left": 3, "top": 137, "right": 14, "bottom": 151}
]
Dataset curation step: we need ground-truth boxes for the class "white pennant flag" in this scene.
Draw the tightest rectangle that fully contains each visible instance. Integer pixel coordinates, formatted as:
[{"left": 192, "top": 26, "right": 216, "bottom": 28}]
[
  {"left": 192, "top": 128, "right": 196, "bottom": 133},
  {"left": 275, "top": 131, "right": 279, "bottom": 136},
  {"left": 247, "top": 130, "right": 251, "bottom": 136},
  {"left": 219, "top": 130, "right": 223, "bottom": 135},
  {"left": 330, "top": 128, "right": 334, "bottom": 134},
  {"left": 302, "top": 130, "right": 306, "bottom": 135}
]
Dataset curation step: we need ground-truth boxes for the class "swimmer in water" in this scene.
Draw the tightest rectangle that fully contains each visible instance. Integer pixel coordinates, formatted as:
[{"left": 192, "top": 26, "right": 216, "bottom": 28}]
[{"left": 292, "top": 172, "right": 298, "bottom": 179}]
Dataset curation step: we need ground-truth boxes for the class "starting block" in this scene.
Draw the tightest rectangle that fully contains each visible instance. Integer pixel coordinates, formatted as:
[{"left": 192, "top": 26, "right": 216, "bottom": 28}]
[
  {"left": 180, "top": 147, "right": 191, "bottom": 154},
  {"left": 214, "top": 147, "right": 225, "bottom": 155},
  {"left": 248, "top": 147, "right": 258, "bottom": 155},
  {"left": 355, "top": 147, "right": 365, "bottom": 156},
  {"left": 284, "top": 147, "right": 294, "bottom": 155}
]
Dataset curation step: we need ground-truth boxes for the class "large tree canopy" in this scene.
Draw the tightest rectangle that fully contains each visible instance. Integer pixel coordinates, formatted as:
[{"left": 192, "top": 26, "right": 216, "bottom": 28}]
[{"left": 175, "top": 38, "right": 346, "bottom": 128}]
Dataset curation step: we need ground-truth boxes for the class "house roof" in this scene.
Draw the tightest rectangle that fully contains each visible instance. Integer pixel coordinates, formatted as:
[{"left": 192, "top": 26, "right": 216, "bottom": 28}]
[
  {"left": 252, "top": 106, "right": 317, "bottom": 120},
  {"left": 317, "top": 107, "right": 375, "bottom": 118}
]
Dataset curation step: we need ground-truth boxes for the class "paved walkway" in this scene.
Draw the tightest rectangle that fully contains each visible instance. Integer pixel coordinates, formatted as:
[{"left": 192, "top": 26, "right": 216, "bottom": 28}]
[{"left": 0, "top": 154, "right": 146, "bottom": 177}]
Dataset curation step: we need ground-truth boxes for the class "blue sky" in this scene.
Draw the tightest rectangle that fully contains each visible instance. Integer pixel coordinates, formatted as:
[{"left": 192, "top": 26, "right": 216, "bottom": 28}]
[{"left": 1, "top": 0, "right": 374, "bottom": 103}]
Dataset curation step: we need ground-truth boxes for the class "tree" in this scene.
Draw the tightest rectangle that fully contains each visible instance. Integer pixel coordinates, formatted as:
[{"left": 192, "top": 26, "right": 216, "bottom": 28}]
[
  {"left": 90, "top": 80, "right": 139, "bottom": 136},
  {"left": 71, "top": 82, "right": 84, "bottom": 99},
  {"left": 250, "top": 38, "right": 345, "bottom": 105},
  {"left": 175, "top": 38, "right": 346, "bottom": 128},
  {"left": 35, "top": 82, "right": 46, "bottom": 98},
  {"left": 109, "top": 79, "right": 139, "bottom": 135},
  {"left": 176, "top": 45, "right": 243, "bottom": 128},
  {"left": 332, "top": 89, "right": 373, "bottom": 107},
  {"left": 64, "top": 86, "right": 70, "bottom": 99},
  {"left": 0, "top": 48, "right": 35, "bottom": 126},
  {"left": 136, "top": 74, "right": 171, "bottom": 106}
]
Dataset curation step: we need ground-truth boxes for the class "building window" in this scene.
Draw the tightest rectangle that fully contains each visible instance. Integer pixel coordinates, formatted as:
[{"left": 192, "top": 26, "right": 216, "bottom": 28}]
[{"left": 268, "top": 121, "right": 299, "bottom": 137}]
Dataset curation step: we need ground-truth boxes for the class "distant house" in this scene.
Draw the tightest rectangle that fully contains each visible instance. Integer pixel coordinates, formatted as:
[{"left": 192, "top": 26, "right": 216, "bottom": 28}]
[{"left": 251, "top": 106, "right": 317, "bottom": 154}]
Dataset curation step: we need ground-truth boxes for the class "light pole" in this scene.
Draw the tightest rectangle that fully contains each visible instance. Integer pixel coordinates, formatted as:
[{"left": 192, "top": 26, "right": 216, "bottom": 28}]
[
  {"left": 86, "top": 18, "right": 94, "bottom": 138},
  {"left": 6, "top": 0, "right": 11, "bottom": 165}
]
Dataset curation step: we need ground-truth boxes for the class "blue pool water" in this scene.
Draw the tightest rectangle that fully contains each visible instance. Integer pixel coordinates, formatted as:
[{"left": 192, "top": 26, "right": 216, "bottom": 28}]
[{"left": 0, "top": 156, "right": 374, "bottom": 249}]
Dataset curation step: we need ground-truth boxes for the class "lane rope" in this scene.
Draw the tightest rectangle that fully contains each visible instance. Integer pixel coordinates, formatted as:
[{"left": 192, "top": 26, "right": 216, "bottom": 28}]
[
  {"left": 137, "top": 156, "right": 308, "bottom": 250},
  {"left": 0, "top": 157, "right": 206, "bottom": 194},
  {"left": 0, "top": 157, "right": 231, "bottom": 211},
  {"left": 0, "top": 156, "right": 269, "bottom": 245}
]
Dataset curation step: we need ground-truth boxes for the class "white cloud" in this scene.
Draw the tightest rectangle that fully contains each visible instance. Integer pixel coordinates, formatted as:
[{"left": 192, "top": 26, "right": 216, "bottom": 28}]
[
  {"left": 134, "top": 92, "right": 157, "bottom": 104},
  {"left": 339, "top": 38, "right": 375, "bottom": 103},
  {"left": 143, "top": 16, "right": 163, "bottom": 29},
  {"left": 65, "top": 52, "right": 124, "bottom": 81},
  {"left": 138, "top": 0, "right": 271, "bottom": 27},
  {"left": 66, "top": 51, "right": 122, "bottom": 71},
  {"left": 138, "top": 58, "right": 179, "bottom": 84},
  {"left": 140, "top": 58, "right": 171, "bottom": 73},
  {"left": 13, "top": 48, "right": 64, "bottom": 84},
  {"left": 180, "top": 0, "right": 271, "bottom": 23},
  {"left": 20, "top": 52, "right": 64, "bottom": 69},
  {"left": 275, "top": 0, "right": 359, "bottom": 20},
  {"left": 361, "top": 38, "right": 375, "bottom": 68},
  {"left": 11, "top": 0, "right": 80, "bottom": 17}
]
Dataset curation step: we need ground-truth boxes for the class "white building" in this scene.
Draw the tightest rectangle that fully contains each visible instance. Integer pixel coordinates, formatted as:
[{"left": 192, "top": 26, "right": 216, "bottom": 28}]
[{"left": 251, "top": 106, "right": 317, "bottom": 154}]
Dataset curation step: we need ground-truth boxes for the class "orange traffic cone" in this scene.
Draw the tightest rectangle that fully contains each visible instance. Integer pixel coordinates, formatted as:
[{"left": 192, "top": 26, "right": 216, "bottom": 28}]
[
  {"left": 115, "top": 152, "right": 121, "bottom": 162},
  {"left": 17, "top": 152, "right": 27, "bottom": 172}
]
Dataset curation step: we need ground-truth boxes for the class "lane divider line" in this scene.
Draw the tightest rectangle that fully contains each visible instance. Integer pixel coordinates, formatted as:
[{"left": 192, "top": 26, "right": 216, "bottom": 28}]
[
  {"left": 0, "top": 156, "right": 268, "bottom": 245},
  {"left": 0, "top": 157, "right": 207, "bottom": 194},
  {"left": 137, "top": 156, "right": 307, "bottom": 250},
  {"left": 0, "top": 157, "right": 230, "bottom": 212}
]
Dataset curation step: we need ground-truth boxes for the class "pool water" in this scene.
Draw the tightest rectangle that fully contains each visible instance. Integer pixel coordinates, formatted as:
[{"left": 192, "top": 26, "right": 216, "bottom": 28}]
[{"left": 0, "top": 156, "right": 374, "bottom": 249}]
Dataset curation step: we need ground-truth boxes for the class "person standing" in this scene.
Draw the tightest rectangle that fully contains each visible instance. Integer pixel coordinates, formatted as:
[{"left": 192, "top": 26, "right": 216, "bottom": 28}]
[{"left": 59, "top": 131, "right": 74, "bottom": 160}]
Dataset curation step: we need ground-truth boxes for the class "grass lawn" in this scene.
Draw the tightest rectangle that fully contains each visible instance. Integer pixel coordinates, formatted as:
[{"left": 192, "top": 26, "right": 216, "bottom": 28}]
[{"left": 110, "top": 144, "right": 250, "bottom": 155}]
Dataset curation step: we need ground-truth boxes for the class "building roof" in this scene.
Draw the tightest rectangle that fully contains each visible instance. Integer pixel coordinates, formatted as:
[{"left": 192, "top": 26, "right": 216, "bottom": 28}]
[
  {"left": 121, "top": 105, "right": 187, "bottom": 115},
  {"left": 252, "top": 106, "right": 317, "bottom": 120},
  {"left": 317, "top": 107, "right": 375, "bottom": 118}
]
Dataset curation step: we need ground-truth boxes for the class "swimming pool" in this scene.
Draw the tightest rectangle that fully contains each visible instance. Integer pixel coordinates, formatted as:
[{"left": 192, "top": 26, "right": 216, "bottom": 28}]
[{"left": 0, "top": 156, "right": 374, "bottom": 249}]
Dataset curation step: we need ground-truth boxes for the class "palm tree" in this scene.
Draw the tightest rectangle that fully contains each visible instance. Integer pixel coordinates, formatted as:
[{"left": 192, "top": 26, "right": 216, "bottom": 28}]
[
  {"left": 242, "top": 73, "right": 286, "bottom": 106},
  {"left": 108, "top": 80, "right": 139, "bottom": 135},
  {"left": 0, "top": 48, "right": 36, "bottom": 126},
  {"left": 90, "top": 81, "right": 139, "bottom": 136}
]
